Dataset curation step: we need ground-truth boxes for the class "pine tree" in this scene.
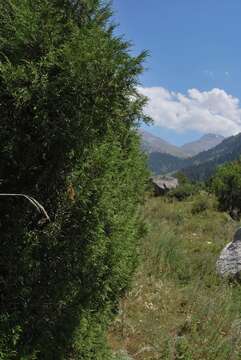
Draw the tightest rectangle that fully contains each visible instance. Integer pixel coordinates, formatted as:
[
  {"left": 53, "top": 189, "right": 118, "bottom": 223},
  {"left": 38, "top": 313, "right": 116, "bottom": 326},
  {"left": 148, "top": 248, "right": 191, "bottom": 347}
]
[{"left": 0, "top": 1, "right": 149, "bottom": 358}]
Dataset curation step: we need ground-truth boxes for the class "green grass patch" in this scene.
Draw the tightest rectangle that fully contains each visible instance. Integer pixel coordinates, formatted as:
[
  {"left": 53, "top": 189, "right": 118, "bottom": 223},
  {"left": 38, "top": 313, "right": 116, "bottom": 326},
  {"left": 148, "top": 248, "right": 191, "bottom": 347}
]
[{"left": 109, "top": 193, "right": 241, "bottom": 359}]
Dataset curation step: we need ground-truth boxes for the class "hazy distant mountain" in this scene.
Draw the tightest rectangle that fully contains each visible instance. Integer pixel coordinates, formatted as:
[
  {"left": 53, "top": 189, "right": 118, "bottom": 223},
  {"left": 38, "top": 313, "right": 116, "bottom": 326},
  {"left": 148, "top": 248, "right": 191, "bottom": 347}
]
[
  {"left": 139, "top": 129, "right": 187, "bottom": 158},
  {"left": 181, "top": 134, "right": 225, "bottom": 156},
  {"left": 147, "top": 131, "right": 241, "bottom": 180},
  {"left": 139, "top": 129, "right": 241, "bottom": 179}
]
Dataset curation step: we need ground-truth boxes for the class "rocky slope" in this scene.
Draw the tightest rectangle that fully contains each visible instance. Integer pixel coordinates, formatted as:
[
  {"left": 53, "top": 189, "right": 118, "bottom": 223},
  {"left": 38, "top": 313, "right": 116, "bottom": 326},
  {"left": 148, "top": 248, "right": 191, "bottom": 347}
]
[
  {"left": 139, "top": 129, "right": 187, "bottom": 158},
  {"left": 181, "top": 133, "right": 225, "bottom": 156}
]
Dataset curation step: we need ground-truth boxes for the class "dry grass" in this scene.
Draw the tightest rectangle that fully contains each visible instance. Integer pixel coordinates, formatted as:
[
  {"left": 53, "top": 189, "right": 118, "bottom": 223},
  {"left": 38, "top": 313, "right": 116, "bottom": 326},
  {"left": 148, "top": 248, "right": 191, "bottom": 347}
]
[{"left": 109, "top": 194, "right": 241, "bottom": 360}]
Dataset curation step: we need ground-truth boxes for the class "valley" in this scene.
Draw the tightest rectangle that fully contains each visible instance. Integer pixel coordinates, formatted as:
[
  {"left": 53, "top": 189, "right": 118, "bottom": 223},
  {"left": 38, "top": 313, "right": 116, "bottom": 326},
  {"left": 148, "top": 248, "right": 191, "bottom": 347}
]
[{"left": 141, "top": 130, "right": 241, "bottom": 181}]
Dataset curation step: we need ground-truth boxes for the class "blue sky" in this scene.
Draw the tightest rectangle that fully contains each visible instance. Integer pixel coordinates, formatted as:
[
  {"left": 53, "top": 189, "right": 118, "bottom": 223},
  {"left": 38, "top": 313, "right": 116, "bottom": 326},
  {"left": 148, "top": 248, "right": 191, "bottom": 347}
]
[{"left": 112, "top": 0, "right": 241, "bottom": 145}]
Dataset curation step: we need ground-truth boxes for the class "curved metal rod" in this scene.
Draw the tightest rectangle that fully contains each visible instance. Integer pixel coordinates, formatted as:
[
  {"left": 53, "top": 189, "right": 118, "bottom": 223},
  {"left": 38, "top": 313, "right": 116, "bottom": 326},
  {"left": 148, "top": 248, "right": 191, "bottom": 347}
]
[{"left": 0, "top": 193, "right": 50, "bottom": 222}]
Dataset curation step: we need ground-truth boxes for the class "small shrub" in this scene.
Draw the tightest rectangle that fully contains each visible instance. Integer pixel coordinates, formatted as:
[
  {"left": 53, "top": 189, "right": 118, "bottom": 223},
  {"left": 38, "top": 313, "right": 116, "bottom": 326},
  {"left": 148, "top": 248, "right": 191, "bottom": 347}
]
[
  {"left": 191, "top": 193, "right": 210, "bottom": 214},
  {"left": 174, "top": 171, "right": 189, "bottom": 185},
  {"left": 212, "top": 158, "right": 241, "bottom": 219},
  {"left": 168, "top": 183, "right": 197, "bottom": 201}
]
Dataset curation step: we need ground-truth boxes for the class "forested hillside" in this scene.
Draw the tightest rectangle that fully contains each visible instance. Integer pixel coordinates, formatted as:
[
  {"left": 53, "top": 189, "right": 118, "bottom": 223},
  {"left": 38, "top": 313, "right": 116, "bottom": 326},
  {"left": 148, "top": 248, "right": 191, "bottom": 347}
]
[
  {"left": 148, "top": 132, "right": 241, "bottom": 181},
  {"left": 0, "top": 1, "right": 148, "bottom": 358},
  {"left": 148, "top": 152, "right": 186, "bottom": 174},
  {"left": 182, "top": 132, "right": 241, "bottom": 180}
]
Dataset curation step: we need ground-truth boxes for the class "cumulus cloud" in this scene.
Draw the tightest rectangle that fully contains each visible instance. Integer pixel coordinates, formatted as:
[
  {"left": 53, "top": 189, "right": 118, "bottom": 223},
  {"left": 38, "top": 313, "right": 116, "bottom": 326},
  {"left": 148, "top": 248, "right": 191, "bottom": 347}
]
[{"left": 138, "top": 86, "right": 241, "bottom": 136}]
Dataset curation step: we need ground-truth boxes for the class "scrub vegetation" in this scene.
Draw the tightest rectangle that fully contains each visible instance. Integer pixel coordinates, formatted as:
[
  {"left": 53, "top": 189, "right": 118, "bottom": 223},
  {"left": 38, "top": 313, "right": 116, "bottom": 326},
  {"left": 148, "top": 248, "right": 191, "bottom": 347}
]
[
  {"left": 109, "top": 192, "right": 241, "bottom": 360},
  {"left": 0, "top": 1, "right": 149, "bottom": 358}
]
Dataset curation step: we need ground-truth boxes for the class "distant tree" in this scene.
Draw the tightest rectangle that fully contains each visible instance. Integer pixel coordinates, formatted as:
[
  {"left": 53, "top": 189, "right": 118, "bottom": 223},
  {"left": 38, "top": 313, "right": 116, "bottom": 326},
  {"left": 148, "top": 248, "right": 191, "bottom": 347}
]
[
  {"left": 0, "top": 0, "right": 149, "bottom": 358},
  {"left": 212, "top": 159, "right": 241, "bottom": 219},
  {"left": 174, "top": 171, "right": 189, "bottom": 185},
  {"left": 168, "top": 183, "right": 197, "bottom": 201}
]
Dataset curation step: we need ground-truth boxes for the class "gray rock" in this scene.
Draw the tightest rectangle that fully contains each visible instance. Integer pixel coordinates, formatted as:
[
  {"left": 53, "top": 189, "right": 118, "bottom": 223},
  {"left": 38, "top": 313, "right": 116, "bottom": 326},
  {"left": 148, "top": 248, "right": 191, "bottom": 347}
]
[
  {"left": 150, "top": 175, "right": 179, "bottom": 196},
  {"left": 216, "top": 228, "right": 241, "bottom": 279},
  {"left": 113, "top": 350, "right": 133, "bottom": 360}
]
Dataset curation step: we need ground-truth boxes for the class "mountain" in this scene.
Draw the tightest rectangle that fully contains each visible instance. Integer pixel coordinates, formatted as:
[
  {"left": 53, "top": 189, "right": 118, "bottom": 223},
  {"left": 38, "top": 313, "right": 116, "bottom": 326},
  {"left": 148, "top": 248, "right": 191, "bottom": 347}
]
[
  {"left": 181, "top": 134, "right": 225, "bottom": 157},
  {"left": 139, "top": 129, "right": 187, "bottom": 158},
  {"left": 182, "top": 132, "right": 241, "bottom": 181},
  {"left": 148, "top": 132, "right": 241, "bottom": 181},
  {"left": 148, "top": 152, "right": 186, "bottom": 175},
  {"left": 139, "top": 129, "right": 224, "bottom": 159},
  {"left": 140, "top": 129, "right": 241, "bottom": 180}
]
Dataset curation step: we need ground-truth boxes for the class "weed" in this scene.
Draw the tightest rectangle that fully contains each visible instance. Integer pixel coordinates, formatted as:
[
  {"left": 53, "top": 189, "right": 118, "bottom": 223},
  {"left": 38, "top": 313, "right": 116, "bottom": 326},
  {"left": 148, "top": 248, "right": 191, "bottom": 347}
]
[{"left": 109, "top": 194, "right": 241, "bottom": 359}]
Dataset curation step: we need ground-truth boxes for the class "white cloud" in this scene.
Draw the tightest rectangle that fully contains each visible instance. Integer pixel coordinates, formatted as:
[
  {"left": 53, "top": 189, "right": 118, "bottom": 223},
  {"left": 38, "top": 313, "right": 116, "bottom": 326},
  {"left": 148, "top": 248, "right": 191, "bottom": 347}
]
[{"left": 139, "top": 86, "right": 241, "bottom": 136}]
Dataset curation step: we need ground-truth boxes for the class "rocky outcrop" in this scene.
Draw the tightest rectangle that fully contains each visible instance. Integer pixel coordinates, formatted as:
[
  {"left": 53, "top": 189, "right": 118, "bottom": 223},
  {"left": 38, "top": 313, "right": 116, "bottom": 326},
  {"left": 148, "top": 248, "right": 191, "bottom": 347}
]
[
  {"left": 150, "top": 175, "right": 178, "bottom": 196},
  {"left": 216, "top": 228, "right": 241, "bottom": 280}
]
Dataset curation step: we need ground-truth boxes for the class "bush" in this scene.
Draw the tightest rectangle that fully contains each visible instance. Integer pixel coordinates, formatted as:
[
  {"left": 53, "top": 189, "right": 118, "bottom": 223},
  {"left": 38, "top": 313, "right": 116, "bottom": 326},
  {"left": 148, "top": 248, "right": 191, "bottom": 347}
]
[
  {"left": 212, "top": 158, "right": 241, "bottom": 219},
  {"left": 168, "top": 183, "right": 197, "bottom": 201},
  {"left": 0, "top": 1, "right": 149, "bottom": 358},
  {"left": 191, "top": 193, "right": 211, "bottom": 215},
  {"left": 174, "top": 171, "right": 189, "bottom": 185}
]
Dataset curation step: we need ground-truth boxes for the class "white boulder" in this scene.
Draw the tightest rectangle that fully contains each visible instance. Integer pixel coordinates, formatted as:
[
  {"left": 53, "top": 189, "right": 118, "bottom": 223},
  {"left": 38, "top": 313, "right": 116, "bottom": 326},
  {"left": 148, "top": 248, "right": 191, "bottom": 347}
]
[{"left": 216, "top": 228, "right": 241, "bottom": 280}]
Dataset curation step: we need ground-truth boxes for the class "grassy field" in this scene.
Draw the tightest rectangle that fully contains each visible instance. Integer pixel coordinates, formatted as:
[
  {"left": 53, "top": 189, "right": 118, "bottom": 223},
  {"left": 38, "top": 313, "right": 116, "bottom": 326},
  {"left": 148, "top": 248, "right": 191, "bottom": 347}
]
[{"left": 109, "top": 193, "right": 241, "bottom": 360}]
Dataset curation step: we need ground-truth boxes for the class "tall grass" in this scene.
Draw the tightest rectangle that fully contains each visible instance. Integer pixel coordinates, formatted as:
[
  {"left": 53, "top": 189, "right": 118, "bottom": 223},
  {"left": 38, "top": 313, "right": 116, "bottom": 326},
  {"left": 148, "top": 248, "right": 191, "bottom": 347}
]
[{"left": 109, "top": 194, "right": 241, "bottom": 359}]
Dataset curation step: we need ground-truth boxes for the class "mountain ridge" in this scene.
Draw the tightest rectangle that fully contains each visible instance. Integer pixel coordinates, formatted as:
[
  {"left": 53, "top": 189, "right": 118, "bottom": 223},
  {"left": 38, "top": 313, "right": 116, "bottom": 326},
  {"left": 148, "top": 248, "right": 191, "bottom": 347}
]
[
  {"left": 181, "top": 132, "right": 241, "bottom": 181},
  {"left": 144, "top": 130, "right": 241, "bottom": 180},
  {"left": 181, "top": 133, "right": 225, "bottom": 156},
  {"left": 140, "top": 129, "right": 225, "bottom": 158},
  {"left": 139, "top": 129, "right": 187, "bottom": 158}
]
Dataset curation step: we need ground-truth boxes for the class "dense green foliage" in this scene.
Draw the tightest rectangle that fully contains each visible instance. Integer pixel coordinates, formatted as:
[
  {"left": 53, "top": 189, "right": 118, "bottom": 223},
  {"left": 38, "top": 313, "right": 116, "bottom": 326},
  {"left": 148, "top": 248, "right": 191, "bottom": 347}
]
[
  {"left": 174, "top": 171, "right": 189, "bottom": 186},
  {"left": 212, "top": 159, "right": 241, "bottom": 219},
  {"left": 167, "top": 183, "right": 197, "bottom": 201},
  {"left": 191, "top": 192, "right": 213, "bottom": 214},
  {"left": 168, "top": 174, "right": 201, "bottom": 201},
  {"left": 0, "top": 1, "right": 148, "bottom": 358}
]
